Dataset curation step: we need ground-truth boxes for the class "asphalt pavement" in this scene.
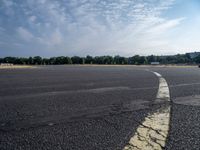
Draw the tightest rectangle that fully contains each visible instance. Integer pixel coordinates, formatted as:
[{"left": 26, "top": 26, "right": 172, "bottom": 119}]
[{"left": 0, "top": 65, "right": 200, "bottom": 150}]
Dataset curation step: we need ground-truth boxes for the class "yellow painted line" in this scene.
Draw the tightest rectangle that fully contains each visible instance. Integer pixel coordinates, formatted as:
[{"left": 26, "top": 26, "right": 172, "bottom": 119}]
[
  {"left": 155, "top": 74, "right": 170, "bottom": 102},
  {"left": 123, "top": 72, "right": 170, "bottom": 150},
  {"left": 124, "top": 106, "right": 170, "bottom": 150}
]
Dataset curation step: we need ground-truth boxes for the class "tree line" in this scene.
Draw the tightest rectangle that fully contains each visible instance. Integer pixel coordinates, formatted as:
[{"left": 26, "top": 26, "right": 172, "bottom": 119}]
[{"left": 0, "top": 54, "right": 200, "bottom": 65}]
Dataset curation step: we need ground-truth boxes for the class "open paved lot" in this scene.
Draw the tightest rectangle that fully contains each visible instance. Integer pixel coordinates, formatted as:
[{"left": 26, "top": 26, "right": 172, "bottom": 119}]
[{"left": 0, "top": 65, "right": 200, "bottom": 149}]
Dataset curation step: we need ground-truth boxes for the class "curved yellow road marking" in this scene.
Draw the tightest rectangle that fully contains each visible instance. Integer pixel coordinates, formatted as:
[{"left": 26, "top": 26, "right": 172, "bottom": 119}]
[{"left": 123, "top": 71, "right": 171, "bottom": 150}]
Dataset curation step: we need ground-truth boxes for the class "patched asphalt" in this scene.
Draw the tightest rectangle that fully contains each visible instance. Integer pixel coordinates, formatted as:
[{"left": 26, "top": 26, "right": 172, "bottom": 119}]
[{"left": 0, "top": 66, "right": 200, "bottom": 149}]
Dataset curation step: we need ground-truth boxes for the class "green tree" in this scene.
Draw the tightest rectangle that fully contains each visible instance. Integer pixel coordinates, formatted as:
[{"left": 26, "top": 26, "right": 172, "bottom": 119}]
[
  {"left": 85, "top": 55, "right": 93, "bottom": 64},
  {"left": 71, "top": 56, "right": 82, "bottom": 64},
  {"left": 33, "top": 56, "right": 42, "bottom": 65}
]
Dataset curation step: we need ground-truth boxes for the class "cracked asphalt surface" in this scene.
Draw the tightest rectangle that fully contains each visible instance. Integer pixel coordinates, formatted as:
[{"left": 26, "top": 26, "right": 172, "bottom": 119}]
[{"left": 0, "top": 65, "right": 200, "bottom": 149}]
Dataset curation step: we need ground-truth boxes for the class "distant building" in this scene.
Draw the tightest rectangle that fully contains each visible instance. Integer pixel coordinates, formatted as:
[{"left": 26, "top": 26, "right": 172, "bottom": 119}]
[
  {"left": 151, "top": 62, "right": 160, "bottom": 65},
  {"left": 186, "top": 52, "right": 200, "bottom": 59}
]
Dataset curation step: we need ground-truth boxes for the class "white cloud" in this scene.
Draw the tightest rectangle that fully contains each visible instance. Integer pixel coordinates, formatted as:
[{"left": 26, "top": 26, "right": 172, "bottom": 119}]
[
  {"left": 17, "top": 27, "right": 34, "bottom": 41},
  {"left": 2, "top": 0, "right": 14, "bottom": 7},
  {"left": 0, "top": 0, "right": 189, "bottom": 56},
  {"left": 147, "top": 18, "right": 185, "bottom": 34},
  {"left": 2, "top": 0, "right": 15, "bottom": 16},
  {"left": 29, "top": 15, "right": 37, "bottom": 22}
]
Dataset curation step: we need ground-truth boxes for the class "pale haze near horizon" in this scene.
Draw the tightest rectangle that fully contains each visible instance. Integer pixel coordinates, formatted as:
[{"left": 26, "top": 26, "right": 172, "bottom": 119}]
[{"left": 0, "top": 0, "right": 200, "bottom": 57}]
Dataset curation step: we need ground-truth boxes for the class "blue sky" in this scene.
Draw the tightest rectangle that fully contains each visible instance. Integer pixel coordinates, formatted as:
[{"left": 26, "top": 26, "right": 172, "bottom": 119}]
[{"left": 0, "top": 0, "right": 200, "bottom": 57}]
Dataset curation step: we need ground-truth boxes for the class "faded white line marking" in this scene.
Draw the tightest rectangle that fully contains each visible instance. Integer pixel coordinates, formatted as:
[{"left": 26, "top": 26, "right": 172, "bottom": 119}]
[
  {"left": 0, "top": 86, "right": 160, "bottom": 100},
  {"left": 90, "top": 87, "right": 131, "bottom": 93},
  {"left": 173, "top": 95, "right": 200, "bottom": 106},
  {"left": 170, "top": 82, "right": 200, "bottom": 87},
  {"left": 123, "top": 71, "right": 171, "bottom": 150},
  {"left": 0, "top": 86, "right": 131, "bottom": 100}
]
